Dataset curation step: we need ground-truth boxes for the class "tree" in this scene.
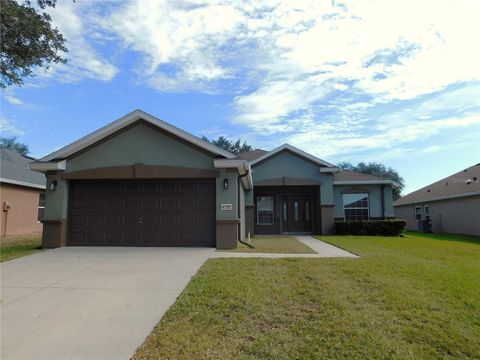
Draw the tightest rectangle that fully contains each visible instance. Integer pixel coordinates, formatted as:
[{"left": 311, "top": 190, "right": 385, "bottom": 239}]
[
  {"left": 0, "top": 0, "right": 68, "bottom": 88},
  {"left": 0, "top": 136, "right": 29, "bottom": 155},
  {"left": 337, "top": 161, "right": 405, "bottom": 200},
  {"left": 202, "top": 136, "right": 253, "bottom": 155}
]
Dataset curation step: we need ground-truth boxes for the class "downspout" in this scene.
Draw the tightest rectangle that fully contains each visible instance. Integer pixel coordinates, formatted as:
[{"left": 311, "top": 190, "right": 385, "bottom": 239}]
[{"left": 237, "top": 169, "right": 255, "bottom": 248}]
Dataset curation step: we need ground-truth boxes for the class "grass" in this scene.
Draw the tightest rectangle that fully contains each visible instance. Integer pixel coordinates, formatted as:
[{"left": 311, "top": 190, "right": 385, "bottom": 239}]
[
  {"left": 134, "top": 232, "right": 480, "bottom": 359},
  {"left": 0, "top": 234, "right": 43, "bottom": 262},
  {"left": 224, "top": 236, "right": 316, "bottom": 254}
]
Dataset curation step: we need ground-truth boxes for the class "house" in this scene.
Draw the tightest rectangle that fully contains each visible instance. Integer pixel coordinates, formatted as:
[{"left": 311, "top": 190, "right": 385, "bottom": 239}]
[
  {"left": 30, "top": 110, "right": 397, "bottom": 249},
  {"left": 0, "top": 149, "right": 46, "bottom": 237},
  {"left": 394, "top": 164, "right": 480, "bottom": 236}
]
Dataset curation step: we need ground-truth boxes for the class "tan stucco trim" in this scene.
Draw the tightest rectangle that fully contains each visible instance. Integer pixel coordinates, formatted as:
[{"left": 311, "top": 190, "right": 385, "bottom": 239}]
[
  {"left": 60, "top": 165, "right": 220, "bottom": 180},
  {"left": 254, "top": 177, "right": 322, "bottom": 186}
]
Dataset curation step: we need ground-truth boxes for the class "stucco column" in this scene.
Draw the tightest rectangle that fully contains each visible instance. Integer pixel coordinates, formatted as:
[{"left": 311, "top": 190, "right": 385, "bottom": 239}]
[
  {"left": 319, "top": 181, "right": 335, "bottom": 235},
  {"left": 215, "top": 168, "right": 239, "bottom": 249},
  {"left": 42, "top": 173, "right": 68, "bottom": 248}
]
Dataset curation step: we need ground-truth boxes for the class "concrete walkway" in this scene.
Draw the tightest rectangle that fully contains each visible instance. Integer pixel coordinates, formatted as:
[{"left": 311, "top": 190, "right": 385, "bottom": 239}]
[
  {"left": 295, "top": 236, "right": 358, "bottom": 258},
  {"left": 212, "top": 236, "right": 358, "bottom": 258},
  {"left": 1, "top": 247, "right": 214, "bottom": 360}
]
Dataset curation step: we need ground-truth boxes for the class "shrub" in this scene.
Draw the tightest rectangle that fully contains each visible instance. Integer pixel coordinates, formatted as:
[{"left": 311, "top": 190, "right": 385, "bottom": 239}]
[{"left": 335, "top": 220, "right": 406, "bottom": 236}]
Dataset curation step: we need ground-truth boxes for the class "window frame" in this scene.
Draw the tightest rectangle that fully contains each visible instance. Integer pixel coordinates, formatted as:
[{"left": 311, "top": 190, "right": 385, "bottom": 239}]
[
  {"left": 415, "top": 206, "right": 423, "bottom": 220},
  {"left": 37, "top": 192, "right": 45, "bottom": 222},
  {"left": 343, "top": 193, "right": 370, "bottom": 221},
  {"left": 256, "top": 195, "right": 275, "bottom": 225}
]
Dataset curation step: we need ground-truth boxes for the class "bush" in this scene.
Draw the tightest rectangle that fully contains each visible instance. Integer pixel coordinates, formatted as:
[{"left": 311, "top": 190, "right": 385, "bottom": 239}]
[{"left": 335, "top": 220, "right": 406, "bottom": 236}]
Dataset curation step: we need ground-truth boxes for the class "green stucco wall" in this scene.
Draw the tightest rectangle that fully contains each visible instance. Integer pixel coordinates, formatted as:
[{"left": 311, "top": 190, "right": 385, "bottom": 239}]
[
  {"left": 43, "top": 173, "right": 68, "bottom": 220},
  {"left": 333, "top": 184, "right": 394, "bottom": 219},
  {"left": 216, "top": 168, "right": 238, "bottom": 220},
  {"left": 252, "top": 150, "right": 333, "bottom": 204},
  {"left": 66, "top": 123, "right": 216, "bottom": 172}
]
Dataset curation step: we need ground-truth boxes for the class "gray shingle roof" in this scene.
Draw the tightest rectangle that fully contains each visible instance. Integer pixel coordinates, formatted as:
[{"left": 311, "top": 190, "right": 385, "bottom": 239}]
[
  {"left": 0, "top": 149, "right": 46, "bottom": 188},
  {"left": 236, "top": 149, "right": 268, "bottom": 161},
  {"left": 394, "top": 163, "right": 480, "bottom": 206},
  {"left": 333, "top": 169, "right": 389, "bottom": 182}
]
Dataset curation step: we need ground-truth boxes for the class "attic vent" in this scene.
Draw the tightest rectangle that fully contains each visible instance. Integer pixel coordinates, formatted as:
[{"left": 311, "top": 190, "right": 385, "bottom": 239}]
[
  {"left": 427, "top": 189, "right": 431, "bottom": 192},
  {"left": 473, "top": 176, "right": 478, "bottom": 181}
]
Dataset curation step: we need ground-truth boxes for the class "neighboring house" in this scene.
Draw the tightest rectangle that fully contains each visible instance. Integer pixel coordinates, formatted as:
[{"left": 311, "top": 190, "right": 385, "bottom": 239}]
[
  {"left": 30, "top": 110, "right": 398, "bottom": 249},
  {"left": 394, "top": 164, "right": 480, "bottom": 236},
  {"left": 0, "top": 149, "right": 46, "bottom": 237}
]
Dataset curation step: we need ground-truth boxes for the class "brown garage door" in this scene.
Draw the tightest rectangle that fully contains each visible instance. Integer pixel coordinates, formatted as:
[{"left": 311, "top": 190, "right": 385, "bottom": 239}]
[{"left": 68, "top": 180, "right": 216, "bottom": 247}]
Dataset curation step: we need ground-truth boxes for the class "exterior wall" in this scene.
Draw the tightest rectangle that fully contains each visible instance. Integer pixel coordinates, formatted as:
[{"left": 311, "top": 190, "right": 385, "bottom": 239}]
[
  {"left": 333, "top": 184, "right": 394, "bottom": 219},
  {"left": 66, "top": 123, "right": 216, "bottom": 172},
  {"left": 42, "top": 122, "right": 240, "bottom": 249},
  {"left": 0, "top": 183, "right": 43, "bottom": 236},
  {"left": 254, "top": 185, "right": 320, "bottom": 235},
  {"left": 251, "top": 150, "right": 334, "bottom": 234},
  {"left": 394, "top": 195, "right": 480, "bottom": 236},
  {"left": 239, "top": 181, "right": 246, "bottom": 241}
]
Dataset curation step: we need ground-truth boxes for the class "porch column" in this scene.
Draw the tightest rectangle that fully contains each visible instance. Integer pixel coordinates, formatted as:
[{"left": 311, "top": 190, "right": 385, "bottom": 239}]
[{"left": 319, "top": 181, "right": 335, "bottom": 235}]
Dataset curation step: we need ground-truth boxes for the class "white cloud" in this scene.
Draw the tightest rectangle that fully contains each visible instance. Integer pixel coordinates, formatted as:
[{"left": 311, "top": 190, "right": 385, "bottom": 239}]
[
  {"left": 0, "top": 116, "right": 25, "bottom": 135},
  {"left": 98, "top": 0, "right": 242, "bottom": 91},
  {"left": 36, "top": 1, "right": 118, "bottom": 83},
  {"left": 4, "top": 94, "right": 23, "bottom": 105}
]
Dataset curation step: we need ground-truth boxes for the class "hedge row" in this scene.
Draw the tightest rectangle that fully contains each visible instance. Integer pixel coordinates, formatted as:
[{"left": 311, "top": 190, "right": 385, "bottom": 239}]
[{"left": 335, "top": 220, "right": 406, "bottom": 236}]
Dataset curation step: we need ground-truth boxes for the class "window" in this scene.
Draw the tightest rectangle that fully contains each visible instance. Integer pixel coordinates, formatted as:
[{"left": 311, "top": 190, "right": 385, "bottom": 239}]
[
  {"left": 282, "top": 202, "right": 287, "bottom": 221},
  {"left": 424, "top": 205, "right": 430, "bottom": 220},
  {"left": 294, "top": 201, "right": 299, "bottom": 221},
  {"left": 37, "top": 192, "right": 45, "bottom": 221},
  {"left": 415, "top": 206, "right": 423, "bottom": 220},
  {"left": 343, "top": 193, "right": 369, "bottom": 221},
  {"left": 257, "top": 196, "right": 274, "bottom": 225}
]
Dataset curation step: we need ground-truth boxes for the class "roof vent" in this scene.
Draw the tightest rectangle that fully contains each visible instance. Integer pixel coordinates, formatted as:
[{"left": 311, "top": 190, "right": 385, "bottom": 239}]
[
  {"left": 473, "top": 176, "right": 478, "bottom": 181},
  {"left": 466, "top": 179, "right": 472, "bottom": 184}
]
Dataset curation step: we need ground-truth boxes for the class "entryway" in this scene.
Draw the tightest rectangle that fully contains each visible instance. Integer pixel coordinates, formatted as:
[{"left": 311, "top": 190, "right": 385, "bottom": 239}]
[{"left": 282, "top": 195, "right": 312, "bottom": 233}]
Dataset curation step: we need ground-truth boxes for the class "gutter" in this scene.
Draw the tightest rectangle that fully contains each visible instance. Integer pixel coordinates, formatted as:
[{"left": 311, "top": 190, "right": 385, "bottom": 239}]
[{"left": 213, "top": 159, "right": 253, "bottom": 190}]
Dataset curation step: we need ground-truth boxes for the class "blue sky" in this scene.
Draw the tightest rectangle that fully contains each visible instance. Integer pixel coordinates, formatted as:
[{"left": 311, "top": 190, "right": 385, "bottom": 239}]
[{"left": 1, "top": 0, "right": 479, "bottom": 194}]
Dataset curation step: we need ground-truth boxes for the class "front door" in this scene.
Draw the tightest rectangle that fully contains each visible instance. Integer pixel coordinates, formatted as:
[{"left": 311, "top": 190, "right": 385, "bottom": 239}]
[{"left": 283, "top": 196, "right": 311, "bottom": 233}]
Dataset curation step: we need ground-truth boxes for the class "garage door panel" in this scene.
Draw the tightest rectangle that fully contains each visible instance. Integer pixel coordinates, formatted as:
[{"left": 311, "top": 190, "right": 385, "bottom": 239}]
[{"left": 68, "top": 180, "right": 215, "bottom": 247}]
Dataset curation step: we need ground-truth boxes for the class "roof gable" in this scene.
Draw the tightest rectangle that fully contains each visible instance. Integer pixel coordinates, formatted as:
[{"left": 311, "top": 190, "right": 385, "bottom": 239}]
[
  {"left": 40, "top": 110, "right": 236, "bottom": 161},
  {"left": 249, "top": 144, "right": 335, "bottom": 167}
]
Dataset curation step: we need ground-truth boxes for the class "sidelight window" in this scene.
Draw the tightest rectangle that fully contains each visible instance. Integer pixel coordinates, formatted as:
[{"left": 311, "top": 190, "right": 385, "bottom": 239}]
[
  {"left": 257, "top": 196, "right": 274, "bottom": 225},
  {"left": 343, "top": 193, "right": 369, "bottom": 221}
]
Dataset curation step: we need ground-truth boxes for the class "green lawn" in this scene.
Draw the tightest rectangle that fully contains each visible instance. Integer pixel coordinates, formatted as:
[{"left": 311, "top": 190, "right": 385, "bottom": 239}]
[
  {"left": 0, "top": 234, "right": 43, "bottom": 262},
  {"left": 224, "top": 236, "right": 316, "bottom": 254},
  {"left": 134, "top": 232, "right": 480, "bottom": 359}
]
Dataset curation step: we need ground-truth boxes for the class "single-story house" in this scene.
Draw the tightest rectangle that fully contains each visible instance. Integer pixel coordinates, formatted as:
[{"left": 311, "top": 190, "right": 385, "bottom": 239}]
[
  {"left": 30, "top": 110, "right": 398, "bottom": 249},
  {"left": 1, "top": 149, "right": 46, "bottom": 237},
  {"left": 394, "top": 164, "right": 480, "bottom": 236}
]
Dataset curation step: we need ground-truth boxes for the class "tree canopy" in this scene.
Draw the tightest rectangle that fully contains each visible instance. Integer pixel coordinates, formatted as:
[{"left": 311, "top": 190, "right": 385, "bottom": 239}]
[
  {"left": 337, "top": 161, "right": 404, "bottom": 200},
  {"left": 0, "top": 136, "right": 29, "bottom": 155},
  {"left": 0, "top": 0, "right": 68, "bottom": 88},
  {"left": 202, "top": 136, "right": 253, "bottom": 155}
]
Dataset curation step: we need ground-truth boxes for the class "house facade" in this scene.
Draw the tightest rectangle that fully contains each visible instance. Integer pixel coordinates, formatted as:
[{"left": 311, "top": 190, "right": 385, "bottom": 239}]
[
  {"left": 394, "top": 164, "right": 480, "bottom": 236},
  {"left": 0, "top": 149, "right": 46, "bottom": 237},
  {"left": 31, "top": 110, "right": 397, "bottom": 249}
]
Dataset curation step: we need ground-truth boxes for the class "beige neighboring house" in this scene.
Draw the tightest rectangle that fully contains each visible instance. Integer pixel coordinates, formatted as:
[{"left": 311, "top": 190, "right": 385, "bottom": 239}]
[
  {"left": 394, "top": 163, "right": 480, "bottom": 236},
  {"left": 0, "top": 149, "right": 46, "bottom": 237}
]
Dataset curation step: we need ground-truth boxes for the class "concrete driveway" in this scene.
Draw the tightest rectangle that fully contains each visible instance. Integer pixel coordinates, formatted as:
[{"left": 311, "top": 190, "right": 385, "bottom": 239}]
[{"left": 1, "top": 247, "right": 214, "bottom": 360}]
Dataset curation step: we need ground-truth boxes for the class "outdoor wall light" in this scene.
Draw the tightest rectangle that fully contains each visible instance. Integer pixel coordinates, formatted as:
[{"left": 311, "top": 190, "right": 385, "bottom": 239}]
[
  {"left": 223, "top": 178, "right": 229, "bottom": 190},
  {"left": 49, "top": 180, "right": 58, "bottom": 191}
]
